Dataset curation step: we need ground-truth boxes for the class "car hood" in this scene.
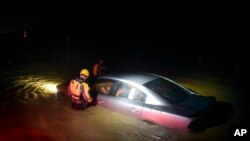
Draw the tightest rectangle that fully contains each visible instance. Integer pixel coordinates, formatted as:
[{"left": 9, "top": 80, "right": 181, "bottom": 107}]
[{"left": 175, "top": 94, "right": 216, "bottom": 117}]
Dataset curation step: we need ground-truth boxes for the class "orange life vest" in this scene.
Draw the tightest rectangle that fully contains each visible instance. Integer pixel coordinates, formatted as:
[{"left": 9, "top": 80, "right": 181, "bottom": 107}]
[{"left": 68, "top": 78, "right": 92, "bottom": 103}]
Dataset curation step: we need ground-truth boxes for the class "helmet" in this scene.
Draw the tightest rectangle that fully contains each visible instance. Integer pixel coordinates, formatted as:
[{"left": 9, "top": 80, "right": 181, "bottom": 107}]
[{"left": 80, "top": 69, "right": 89, "bottom": 77}]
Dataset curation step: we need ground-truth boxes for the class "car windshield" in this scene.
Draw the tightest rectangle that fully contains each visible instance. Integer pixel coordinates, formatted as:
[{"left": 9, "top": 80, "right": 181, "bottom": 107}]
[{"left": 143, "top": 78, "right": 189, "bottom": 104}]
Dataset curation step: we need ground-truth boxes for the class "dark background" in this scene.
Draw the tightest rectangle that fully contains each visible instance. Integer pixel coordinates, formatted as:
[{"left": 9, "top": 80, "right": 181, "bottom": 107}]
[
  {"left": 0, "top": 3, "right": 248, "bottom": 140},
  {"left": 0, "top": 2, "right": 243, "bottom": 81}
]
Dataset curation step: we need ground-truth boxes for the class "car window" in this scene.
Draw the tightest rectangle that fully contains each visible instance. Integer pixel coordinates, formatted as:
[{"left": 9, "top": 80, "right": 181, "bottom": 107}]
[
  {"left": 133, "top": 90, "right": 146, "bottom": 102},
  {"left": 94, "top": 81, "right": 114, "bottom": 95},
  {"left": 144, "top": 78, "right": 188, "bottom": 104},
  {"left": 115, "top": 83, "right": 146, "bottom": 103},
  {"left": 115, "top": 84, "right": 131, "bottom": 98}
]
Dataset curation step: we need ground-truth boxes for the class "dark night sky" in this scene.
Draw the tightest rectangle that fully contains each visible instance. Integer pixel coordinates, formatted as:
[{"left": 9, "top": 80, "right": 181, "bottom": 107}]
[
  {"left": 0, "top": 3, "right": 239, "bottom": 43},
  {"left": 0, "top": 2, "right": 244, "bottom": 76},
  {"left": 0, "top": 2, "right": 227, "bottom": 35}
]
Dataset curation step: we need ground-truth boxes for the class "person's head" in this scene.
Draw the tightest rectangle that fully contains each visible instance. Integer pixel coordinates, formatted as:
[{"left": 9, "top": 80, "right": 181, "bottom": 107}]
[
  {"left": 80, "top": 69, "right": 89, "bottom": 80},
  {"left": 99, "top": 59, "right": 103, "bottom": 64}
]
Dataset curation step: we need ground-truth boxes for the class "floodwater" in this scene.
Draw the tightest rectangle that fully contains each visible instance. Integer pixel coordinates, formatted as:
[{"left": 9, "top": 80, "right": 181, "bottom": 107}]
[{"left": 0, "top": 62, "right": 244, "bottom": 141}]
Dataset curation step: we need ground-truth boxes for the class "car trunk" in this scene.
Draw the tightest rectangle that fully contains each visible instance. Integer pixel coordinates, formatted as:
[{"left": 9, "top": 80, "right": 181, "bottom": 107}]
[{"left": 175, "top": 94, "right": 216, "bottom": 117}]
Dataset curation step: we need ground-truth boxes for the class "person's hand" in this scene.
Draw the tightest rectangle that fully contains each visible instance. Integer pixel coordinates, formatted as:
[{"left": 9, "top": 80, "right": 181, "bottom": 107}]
[{"left": 88, "top": 97, "right": 93, "bottom": 103}]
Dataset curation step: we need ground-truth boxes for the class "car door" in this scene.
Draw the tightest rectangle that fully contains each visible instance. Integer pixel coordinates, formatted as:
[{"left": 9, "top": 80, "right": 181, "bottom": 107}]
[
  {"left": 110, "top": 82, "right": 147, "bottom": 120},
  {"left": 127, "top": 88, "right": 147, "bottom": 119},
  {"left": 93, "top": 79, "right": 115, "bottom": 108},
  {"left": 94, "top": 80, "right": 129, "bottom": 114},
  {"left": 94, "top": 80, "right": 147, "bottom": 120},
  {"left": 102, "top": 82, "right": 132, "bottom": 116}
]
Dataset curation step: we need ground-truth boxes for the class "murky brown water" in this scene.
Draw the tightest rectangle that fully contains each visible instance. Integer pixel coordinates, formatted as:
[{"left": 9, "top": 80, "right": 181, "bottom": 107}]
[{"left": 0, "top": 62, "right": 241, "bottom": 141}]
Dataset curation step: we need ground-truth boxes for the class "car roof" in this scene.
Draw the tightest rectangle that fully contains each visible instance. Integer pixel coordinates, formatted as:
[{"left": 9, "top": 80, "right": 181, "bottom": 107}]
[{"left": 98, "top": 72, "right": 161, "bottom": 85}]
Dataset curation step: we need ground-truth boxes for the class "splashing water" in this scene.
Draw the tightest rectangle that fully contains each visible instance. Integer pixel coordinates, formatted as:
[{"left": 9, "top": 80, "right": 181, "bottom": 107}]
[
  {"left": 42, "top": 83, "right": 58, "bottom": 93},
  {"left": 0, "top": 63, "right": 64, "bottom": 103}
]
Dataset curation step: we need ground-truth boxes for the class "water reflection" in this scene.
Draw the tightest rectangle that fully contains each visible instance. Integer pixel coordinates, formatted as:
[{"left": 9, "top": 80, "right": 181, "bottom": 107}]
[
  {"left": 0, "top": 63, "right": 63, "bottom": 103},
  {"left": 0, "top": 62, "right": 237, "bottom": 141}
]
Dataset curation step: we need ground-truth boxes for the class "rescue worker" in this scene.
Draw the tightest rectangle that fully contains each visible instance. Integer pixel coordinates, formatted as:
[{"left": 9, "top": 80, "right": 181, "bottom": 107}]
[
  {"left": 68, "top": 69, "right": 93, "bottom": 110},
  {"left": 93, "top": 59, "right": 105, "bottom": 77},
  {"left": 89, "top": 59, "right": 106, "bottom": 87}
]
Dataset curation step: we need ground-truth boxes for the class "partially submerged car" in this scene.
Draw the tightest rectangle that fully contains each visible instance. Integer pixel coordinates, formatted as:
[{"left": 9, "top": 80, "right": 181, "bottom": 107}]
[{"left": 91, "top": 72, "right": 217, "bottom": 132}]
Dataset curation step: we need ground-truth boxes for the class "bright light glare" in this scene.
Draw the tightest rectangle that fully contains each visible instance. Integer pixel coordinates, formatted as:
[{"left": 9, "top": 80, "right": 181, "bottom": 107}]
[{"left": 42, "top": 83, "right": 58, "bottom": 93}]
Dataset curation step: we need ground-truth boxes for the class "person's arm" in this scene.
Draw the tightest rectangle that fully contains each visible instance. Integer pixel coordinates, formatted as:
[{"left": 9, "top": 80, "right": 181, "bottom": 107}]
[
  {"left": 67, "top": 80, "right": 74, "bottom": 96},
  {"left": 115, "top": 88, "right": 123, "bottom": 97},
  {"left": 93, "top": 64, "right": 98, "bottom": 76},
  {"left": 82, "top": 82, "right": 93, "bottom": 102}
]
